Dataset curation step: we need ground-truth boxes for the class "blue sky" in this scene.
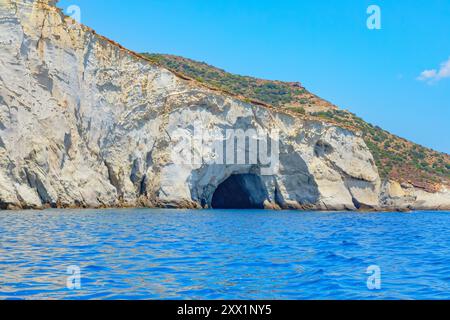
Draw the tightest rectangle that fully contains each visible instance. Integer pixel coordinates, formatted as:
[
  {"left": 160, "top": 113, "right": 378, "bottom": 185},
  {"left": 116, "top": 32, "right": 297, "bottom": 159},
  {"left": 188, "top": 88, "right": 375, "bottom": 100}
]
[{"left": 58, "top": 0, "right": 450, "bottom": 153}]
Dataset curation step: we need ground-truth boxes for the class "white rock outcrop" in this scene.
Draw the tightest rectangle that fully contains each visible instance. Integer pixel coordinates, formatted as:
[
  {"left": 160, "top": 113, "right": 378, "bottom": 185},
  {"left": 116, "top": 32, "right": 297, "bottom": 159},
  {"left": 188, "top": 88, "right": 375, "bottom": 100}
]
[{"left": 0, "top": 0, "right": 449, "bottom": 211}]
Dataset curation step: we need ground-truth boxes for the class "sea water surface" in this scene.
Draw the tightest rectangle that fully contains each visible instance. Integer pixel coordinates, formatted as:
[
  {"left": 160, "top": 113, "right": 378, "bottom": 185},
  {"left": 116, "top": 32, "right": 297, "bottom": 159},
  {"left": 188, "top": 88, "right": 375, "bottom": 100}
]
[{"left": 0, "top": 209, "right": 449, "bottom": 300}]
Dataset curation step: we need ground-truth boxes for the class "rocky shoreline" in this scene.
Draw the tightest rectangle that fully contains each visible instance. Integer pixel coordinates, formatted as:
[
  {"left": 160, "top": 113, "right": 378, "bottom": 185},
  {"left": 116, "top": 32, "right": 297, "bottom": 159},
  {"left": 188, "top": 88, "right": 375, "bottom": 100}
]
[{"left": 0, "top": 0, "right": 449, "bottom": 212}]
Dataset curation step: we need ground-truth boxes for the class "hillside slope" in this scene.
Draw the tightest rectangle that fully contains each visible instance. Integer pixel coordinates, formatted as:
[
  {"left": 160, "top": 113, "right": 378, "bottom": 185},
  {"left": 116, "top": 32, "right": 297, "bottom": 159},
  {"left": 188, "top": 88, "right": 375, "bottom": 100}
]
[
  {"left": 144, "top": 53, "right": 450, "bottom": 192},
  {"left": 0, "top": 0, "right": 449, "bottom": 211}
]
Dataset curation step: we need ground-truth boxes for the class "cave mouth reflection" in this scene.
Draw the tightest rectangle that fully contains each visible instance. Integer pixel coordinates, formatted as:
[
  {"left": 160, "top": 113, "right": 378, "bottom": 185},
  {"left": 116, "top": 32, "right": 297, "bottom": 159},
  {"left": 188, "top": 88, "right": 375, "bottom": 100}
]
[{"left": 211, "top": 174, "right": 267, "bottom": 209}]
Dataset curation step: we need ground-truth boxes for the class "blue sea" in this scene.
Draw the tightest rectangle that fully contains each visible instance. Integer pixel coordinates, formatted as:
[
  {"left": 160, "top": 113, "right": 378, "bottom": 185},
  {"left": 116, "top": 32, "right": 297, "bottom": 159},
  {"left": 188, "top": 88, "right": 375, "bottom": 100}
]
[{"left": 0, "top": 209, "right": 449, "bottom": 300}]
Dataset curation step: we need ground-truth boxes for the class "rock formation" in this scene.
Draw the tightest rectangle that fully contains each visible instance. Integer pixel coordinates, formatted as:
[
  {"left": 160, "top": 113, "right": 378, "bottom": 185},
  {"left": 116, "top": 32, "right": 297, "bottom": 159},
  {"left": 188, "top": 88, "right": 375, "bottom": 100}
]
[{"left": 0, "top": 0, "right": 449, "bottom": 211}]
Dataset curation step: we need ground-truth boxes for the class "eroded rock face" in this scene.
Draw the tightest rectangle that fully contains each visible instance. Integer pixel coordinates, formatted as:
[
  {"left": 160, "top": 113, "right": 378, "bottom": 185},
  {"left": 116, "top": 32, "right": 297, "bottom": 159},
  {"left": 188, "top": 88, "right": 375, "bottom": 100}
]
[{"left": 0, "top": 0, "right": 449, "bottom": 211}]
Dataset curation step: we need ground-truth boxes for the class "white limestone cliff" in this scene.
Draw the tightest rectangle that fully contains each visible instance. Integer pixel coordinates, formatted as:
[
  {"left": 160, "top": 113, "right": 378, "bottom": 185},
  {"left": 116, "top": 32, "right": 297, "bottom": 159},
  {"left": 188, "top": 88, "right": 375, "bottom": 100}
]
[{"left": 0, "top": 0, "right": 449, "bottom": 211}]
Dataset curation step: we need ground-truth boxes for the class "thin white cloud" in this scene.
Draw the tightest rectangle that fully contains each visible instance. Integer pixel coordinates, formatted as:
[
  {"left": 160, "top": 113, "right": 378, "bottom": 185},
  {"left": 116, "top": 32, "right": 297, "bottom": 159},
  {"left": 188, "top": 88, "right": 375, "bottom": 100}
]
[{"left": 418, "top": 57, "right": 450, "bottom": 83}]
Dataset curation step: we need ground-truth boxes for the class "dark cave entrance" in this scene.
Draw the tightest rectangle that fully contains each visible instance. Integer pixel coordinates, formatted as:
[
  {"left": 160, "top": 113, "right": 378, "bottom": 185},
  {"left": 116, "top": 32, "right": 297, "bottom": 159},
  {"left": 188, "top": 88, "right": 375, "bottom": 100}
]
[{"left": 211, "top": 174, "right": 267, "bottom": 209}]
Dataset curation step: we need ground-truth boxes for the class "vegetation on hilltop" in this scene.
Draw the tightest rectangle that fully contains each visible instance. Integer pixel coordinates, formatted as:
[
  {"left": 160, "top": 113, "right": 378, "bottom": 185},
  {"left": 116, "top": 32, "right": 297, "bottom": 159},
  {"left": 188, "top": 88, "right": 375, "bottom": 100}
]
[
  {"left": 143, "top": 53, "right": 335, "bottom": 111},
  {"left": 143, "top": 53, "right": 450, "bottom": 191}
]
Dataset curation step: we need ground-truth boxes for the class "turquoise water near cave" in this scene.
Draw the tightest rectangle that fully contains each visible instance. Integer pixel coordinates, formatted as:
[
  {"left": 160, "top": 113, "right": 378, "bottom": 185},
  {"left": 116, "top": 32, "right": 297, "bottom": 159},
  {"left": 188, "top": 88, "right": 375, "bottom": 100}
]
[{"left": 0, "top": 209, "right": 449, "bottom": 300}]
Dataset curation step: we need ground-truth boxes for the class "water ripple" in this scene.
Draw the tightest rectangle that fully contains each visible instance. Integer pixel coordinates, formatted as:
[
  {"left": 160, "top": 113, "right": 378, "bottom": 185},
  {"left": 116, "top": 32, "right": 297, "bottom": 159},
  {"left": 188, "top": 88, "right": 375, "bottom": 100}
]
[{"left": 0, "top": 209, "right": 449, "bottom": 299}]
